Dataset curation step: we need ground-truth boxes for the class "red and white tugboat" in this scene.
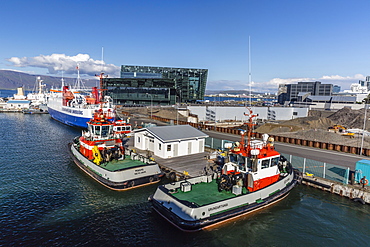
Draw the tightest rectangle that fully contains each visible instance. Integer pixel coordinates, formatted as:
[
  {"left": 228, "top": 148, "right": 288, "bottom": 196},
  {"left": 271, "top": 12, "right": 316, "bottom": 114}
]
[
  {"left": 69, "top": 109, "right": 163, "bottom": 190},
  {"left": 149, "top": 108, "right": 301, "bottom": 231}
]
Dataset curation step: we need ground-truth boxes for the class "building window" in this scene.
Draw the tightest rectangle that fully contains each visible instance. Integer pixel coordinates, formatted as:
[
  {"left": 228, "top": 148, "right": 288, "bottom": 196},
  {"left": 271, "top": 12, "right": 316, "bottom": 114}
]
[{"left": 167, "top": 145, "right": 171, "bottom": 151}]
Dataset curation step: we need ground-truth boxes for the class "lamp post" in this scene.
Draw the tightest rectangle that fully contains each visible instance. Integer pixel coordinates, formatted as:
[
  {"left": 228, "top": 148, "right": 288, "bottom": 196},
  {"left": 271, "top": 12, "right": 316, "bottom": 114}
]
[
  {"left": 360, "top": 104, "right": 368, "bottom": 155},
  {"left": 146, "top": 93, "right": 153, "bottom": 119}
]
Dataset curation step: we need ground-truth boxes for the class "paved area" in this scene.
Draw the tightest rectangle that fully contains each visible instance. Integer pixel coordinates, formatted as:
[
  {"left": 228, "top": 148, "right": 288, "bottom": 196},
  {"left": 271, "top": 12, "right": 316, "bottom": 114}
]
[{"left": 125, "top": 137, "right": 212, "bottom": 179}]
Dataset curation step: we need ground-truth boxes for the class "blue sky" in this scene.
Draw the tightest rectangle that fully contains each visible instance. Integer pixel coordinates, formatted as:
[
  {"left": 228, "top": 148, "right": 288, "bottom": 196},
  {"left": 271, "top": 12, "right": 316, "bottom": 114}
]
[{"left": 1, "top": 0, "right": 370, "bottom": 93}]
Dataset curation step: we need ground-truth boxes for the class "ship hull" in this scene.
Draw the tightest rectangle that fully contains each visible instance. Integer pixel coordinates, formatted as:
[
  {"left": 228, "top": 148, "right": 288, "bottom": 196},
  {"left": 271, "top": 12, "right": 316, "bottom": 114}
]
[
  {"left": 48, "top": 107, "right": 91, "bottom": 128},
  {"left": 69, "top": 143, "right": 163, "bottom": 190},
  {"left": 150, "top": 169, "right": 300, "bottom": 232}
]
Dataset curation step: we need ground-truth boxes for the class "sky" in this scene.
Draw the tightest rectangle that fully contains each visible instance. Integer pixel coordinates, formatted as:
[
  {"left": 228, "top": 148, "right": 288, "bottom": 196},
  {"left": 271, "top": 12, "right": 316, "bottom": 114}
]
[{"left": 1, "top": 0, "right": 370, "bottom": 93}]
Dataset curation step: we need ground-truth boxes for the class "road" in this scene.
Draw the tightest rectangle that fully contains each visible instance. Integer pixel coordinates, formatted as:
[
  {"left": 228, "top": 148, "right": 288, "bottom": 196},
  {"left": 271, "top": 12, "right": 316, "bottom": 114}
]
[
  {"left": 124, "top": 114, "right": 364, "bottom": 170},
  {"left": 202, "top": 130, "right": 364, "bottom": 170}
]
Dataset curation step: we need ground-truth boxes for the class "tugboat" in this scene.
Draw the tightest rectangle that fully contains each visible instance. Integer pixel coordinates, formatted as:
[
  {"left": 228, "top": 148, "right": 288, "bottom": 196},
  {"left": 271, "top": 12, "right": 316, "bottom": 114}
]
[
  {"left": 69, "top": 109, "right": 163, "bottom": 190},
  {"left": 149, "top": 108, "right": 301, "bottom": 232}
]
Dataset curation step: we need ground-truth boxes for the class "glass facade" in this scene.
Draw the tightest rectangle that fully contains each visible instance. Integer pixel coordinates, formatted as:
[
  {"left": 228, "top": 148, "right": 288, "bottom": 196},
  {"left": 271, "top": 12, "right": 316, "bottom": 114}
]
[{"left": 102, "top": 65, "right": 208, "bottom": 105}]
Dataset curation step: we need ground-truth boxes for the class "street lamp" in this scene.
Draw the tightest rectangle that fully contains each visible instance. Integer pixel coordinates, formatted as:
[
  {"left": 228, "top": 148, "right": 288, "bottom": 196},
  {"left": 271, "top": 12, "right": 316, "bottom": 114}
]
[
  {"left": 146, "top": 93, "right": 153, "bottom": 119},
  {"left": 360, "top": 104, "right": 368, "bottom": 155}
]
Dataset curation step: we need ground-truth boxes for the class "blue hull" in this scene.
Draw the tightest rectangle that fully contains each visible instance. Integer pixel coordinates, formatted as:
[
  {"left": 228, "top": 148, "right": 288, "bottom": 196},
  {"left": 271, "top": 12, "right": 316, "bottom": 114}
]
[{"left": 48, "top": 107, "right": 90, "bottom": 128}]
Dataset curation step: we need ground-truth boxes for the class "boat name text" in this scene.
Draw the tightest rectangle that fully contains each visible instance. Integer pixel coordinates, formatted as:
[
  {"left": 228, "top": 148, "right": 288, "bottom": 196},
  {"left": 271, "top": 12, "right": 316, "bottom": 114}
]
[
  {"left": 62, "top": 107, "right": 83, "bottom": 115},
  {"left": 208, "top": 203, "right": 228, "bottom": 212},
  {"left": 134, "top": 168, "right": 146, "bottom": 175}
]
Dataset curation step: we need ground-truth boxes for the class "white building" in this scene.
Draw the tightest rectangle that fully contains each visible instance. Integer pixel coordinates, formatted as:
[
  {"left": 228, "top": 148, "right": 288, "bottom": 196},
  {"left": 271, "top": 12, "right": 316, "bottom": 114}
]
[
  {"left": 5, "top": 100, "right": 31, "bottom": 110},
  {"left": 187, "top": 106, "right": 309, "bottom": 122},
  {"left": 134, "top": 125, "right": 209, "bottom": 159}
]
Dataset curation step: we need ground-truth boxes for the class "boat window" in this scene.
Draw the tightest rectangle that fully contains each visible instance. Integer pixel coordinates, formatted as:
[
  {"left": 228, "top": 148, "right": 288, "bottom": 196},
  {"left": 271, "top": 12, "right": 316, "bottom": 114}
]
[
  {"left": 167, "top": 145, "right": 171, "bottom": 151},
  {"left": 137, "top": 136, "right": 140, "bottom": 143},
  {"left": 229, "top": 154, "right": 238, "bottom": 163},
  {"left": 237, "top": 155, "right": 246, "bottom": 171},
  {"left": 271, "top": 157, "right": 279, "bottom": 167},
  {"left": 101, "top": 125, "right": 110, "bottom": 138},
  {"left": 261, "top": 159, "right": 270, "bottom": 169},
  {"left": 246, "top": 158, "right": 253, "bottom": 170},
  {"left": 159, "top": 143, "right": 161, "bottom": 150},
  {"left": 94, "top": 125, "right": 101, "bottom": 136}
]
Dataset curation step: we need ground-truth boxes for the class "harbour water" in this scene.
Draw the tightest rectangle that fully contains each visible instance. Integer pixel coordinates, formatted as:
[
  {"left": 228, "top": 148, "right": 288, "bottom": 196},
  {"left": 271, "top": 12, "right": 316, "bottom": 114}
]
[{"left": 1, "top": 113, "right": 369, "bottom": 246}]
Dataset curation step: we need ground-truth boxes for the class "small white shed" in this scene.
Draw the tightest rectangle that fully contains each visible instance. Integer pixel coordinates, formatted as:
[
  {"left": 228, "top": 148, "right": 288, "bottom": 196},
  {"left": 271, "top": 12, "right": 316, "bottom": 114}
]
[{"left": 134, "top": 125, "right": 209, "bottom": 159}]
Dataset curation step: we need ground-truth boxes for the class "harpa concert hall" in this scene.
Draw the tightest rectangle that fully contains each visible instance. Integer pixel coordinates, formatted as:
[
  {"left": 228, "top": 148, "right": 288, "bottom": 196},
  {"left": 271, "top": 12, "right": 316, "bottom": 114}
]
[{"left": 102, "top": 65, "right": 208, "bottom": 105}]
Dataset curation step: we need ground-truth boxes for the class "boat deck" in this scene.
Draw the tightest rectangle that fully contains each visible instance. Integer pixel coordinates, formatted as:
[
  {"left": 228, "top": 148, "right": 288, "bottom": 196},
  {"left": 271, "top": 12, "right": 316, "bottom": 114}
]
[
  {"left": 101, "top": 155, "right": 147, "bottom": 172},
  {"left": 171, "top": 180, "right": 248, "bottom": 206}
]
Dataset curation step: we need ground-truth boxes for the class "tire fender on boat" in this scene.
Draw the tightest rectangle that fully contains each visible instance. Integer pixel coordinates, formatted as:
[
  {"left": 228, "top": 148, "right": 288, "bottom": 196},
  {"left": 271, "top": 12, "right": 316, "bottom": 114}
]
[
  {"left": 353, "top": 198, "right": 366, "bottom": 205},
  {"left": 169, "top": 172, "right": 176, "bottom": 182}
]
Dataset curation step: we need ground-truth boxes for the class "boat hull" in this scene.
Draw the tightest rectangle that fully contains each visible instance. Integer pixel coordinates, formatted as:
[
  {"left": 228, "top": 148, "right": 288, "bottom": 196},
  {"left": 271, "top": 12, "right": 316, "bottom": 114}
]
[
  {"left": 48, "top": 106, "right": 92, "bottom": 128},
  {"left": 68, "top": 143, "right": 163, "bottom": 190},
  {"left": 150, "top": 170, "right": 300, "bottom": 232}
]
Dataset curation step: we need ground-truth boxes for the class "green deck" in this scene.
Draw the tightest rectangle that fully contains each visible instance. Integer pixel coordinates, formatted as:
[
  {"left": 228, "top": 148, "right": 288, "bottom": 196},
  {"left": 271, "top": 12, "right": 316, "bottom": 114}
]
[
  {"left": 100, "top": 155, "right": 146, "bottom": 172},
  {"left": 172, "top": 180, "right": 247, "bottom": 206}
]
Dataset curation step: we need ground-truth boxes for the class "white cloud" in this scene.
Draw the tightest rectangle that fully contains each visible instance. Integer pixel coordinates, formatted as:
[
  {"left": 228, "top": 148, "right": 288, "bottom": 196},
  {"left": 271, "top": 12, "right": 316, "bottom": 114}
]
[
  {"left": 208, "top": 74, "right": 366, "bottom": 93},
  {"left": 7, "top": 53, "right": 120, "bottom": 77}
]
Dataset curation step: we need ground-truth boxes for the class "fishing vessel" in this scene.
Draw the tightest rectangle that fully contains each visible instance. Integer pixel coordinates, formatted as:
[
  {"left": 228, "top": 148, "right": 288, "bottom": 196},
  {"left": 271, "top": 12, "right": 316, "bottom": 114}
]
[
  {"left": 69, "top": 109, "right": 163, "bottom": 190},
  {"left": 47, "top": 70, "right": 115, "bottom": 128},
  {"left": 149, "top": 108, "right": 301, "bottom": 232}
]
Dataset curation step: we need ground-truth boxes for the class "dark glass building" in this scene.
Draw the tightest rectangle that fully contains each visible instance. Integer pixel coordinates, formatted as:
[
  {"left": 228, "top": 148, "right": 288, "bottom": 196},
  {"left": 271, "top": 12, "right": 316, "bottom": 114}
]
[{"left": 102, "top": 65, "right": 208, "bottom": 105}]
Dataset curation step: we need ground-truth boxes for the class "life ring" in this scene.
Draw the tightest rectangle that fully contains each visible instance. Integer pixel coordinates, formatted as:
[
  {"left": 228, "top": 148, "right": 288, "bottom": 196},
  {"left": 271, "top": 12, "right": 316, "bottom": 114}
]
[
  {"left": 360, "top": 178, "right": 368, "bottom": 186},
  {"left": 92, "top": 146, "right": 103, "bottom": 165},
  {"left": 149, "top": 177, "right": 154, "bottom": 183}
]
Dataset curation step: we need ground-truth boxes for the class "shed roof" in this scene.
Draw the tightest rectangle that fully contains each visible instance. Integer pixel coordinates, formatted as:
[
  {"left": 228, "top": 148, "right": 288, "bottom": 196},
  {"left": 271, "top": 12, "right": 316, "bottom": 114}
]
[{"left": 135, "top": 125, "right": 209, "bottom": 142}]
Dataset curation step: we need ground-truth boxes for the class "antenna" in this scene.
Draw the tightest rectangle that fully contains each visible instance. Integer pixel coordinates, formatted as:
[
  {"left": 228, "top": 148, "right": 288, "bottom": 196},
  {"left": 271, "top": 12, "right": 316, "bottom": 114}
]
[
  {"left": 61, "top": 70, "right": 65, "bottom": 89},
  {"left": 101, "top": 47, "right": 104, "bottom": 73},
  {"left": 248, "top": 36, "right": 252, "bottom": 107}
]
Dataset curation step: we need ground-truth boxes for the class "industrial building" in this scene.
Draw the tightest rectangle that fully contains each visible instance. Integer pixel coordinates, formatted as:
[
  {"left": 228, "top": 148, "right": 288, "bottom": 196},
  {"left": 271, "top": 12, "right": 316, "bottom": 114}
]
[
  {"left": 102, "top": 65, "right": 208, "bottom": 105},
  {"left": 278, "top": 81, "right": 333, "bottom": 105}
]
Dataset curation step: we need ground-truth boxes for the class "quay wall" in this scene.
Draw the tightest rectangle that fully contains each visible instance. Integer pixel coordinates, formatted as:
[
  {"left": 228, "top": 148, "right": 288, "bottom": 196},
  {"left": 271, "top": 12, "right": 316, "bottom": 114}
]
[{"left": 302, "top": 175, "right": 369, "bottom": 204}]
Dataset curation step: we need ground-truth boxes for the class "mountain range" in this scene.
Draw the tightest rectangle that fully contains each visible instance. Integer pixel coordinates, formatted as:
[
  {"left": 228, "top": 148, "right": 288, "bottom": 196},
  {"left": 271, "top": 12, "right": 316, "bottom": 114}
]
[
  {"left": 0, "top": 70, "right": 97, "bottom": 90},
  {"left": 0, "top": 69, "right": 263, "bottom": 95}
]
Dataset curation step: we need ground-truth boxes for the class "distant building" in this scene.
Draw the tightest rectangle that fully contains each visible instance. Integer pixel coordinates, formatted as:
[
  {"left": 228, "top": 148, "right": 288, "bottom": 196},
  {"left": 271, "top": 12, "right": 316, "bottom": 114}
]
[
  {"left": 102, "top": 65, "right": 208, "bottom": 105},
  {"left": 332, "top": 85, "right": 341, "bottom": 93},
  {"left": 277, "top": 81, "right": 333, "bottom": 105}
]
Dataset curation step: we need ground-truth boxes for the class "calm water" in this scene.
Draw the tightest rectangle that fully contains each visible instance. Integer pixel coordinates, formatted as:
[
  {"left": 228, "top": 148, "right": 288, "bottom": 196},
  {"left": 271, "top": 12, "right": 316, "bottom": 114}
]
[{"left": 0, "top": 113, "right": 369, "bottom": 246}]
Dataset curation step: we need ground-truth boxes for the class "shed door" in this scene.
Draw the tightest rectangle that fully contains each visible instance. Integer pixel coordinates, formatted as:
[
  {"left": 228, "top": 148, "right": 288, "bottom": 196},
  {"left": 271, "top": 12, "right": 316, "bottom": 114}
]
[
  {"left": 173, "top": 143, "right": 178, "bottom": 157},
  {"left": 188, "top": 142, "right": 192, "bottom": 154},
  {"left": 199, "top": 139, "right": 204, "bottom": 152},
  {"left": 149, "top": 138, "right": 154, "bottom": 151}
]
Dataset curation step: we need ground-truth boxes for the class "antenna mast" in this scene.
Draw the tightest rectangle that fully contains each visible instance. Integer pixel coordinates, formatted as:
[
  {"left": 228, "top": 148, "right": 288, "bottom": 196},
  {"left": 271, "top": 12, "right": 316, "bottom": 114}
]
[{"left": 249, "top": 36, "right": 252, "bottom": 107}]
